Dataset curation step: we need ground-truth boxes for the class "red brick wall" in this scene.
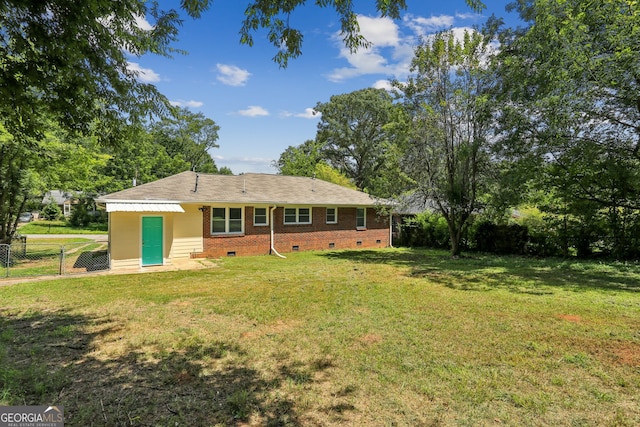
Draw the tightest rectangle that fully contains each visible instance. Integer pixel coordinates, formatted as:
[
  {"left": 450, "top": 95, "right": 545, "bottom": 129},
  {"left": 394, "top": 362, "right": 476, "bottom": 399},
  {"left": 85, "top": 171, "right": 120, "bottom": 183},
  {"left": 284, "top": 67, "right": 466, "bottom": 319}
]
[{"left": 196, "top": 206, "right": 390, "bottom": 258}]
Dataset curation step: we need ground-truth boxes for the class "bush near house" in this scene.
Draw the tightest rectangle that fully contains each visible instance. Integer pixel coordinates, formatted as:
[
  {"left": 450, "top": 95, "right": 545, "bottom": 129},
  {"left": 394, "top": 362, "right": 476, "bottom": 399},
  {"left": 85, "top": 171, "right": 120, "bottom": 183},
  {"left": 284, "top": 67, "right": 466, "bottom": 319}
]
[
  {"left": 397, "top": 211, "right": 450, "bottom": 249},
  {"left": 40, "top": 201, "right": 62, "bottom": 221},
  {"left": 473, "top": 221, "right": 529, "bottom": 255},
  {"left": 399, "top": 207, "right": 640, "bottom": 260}
]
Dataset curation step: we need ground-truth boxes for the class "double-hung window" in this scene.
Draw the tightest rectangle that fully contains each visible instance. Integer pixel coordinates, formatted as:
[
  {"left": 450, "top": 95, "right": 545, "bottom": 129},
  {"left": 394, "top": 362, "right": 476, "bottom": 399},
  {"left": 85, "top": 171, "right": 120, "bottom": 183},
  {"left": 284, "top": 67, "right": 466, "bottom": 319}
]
[
  {"left": 211, "top": 207, "right": 243, "bottom": 234},
  {"left": 254, "top": 207, "right": 268, "bottom": 226},
  {"left": 284, "top": 207, "right": 311, "bottom": 224},
  {"left": 356, "top": 207, "right": 366, "bottom": 229},
  {"left": 326, "top": 207, "right": 337, "bottom": 224}
]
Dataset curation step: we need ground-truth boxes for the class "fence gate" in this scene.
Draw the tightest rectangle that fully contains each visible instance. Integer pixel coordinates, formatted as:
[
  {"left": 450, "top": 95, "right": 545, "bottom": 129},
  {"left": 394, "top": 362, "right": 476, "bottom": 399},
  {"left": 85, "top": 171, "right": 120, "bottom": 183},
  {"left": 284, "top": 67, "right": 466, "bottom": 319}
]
[{"left": 1, "top": 239, "right": 109, "bottom": 279}]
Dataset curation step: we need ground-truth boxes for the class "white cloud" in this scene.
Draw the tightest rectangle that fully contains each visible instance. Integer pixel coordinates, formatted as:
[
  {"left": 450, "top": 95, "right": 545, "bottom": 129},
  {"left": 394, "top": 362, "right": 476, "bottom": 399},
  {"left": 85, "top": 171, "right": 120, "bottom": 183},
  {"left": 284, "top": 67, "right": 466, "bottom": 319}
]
[
  {"left": 134, "top": 14, "right": 154, "bottom": 31},
  {"left": 216, "top": 63, "right": 251, "bottom": 86},
  {"left": 327, "top": 15, "right": 415, "bottom": 82},
  {"left": 238, "top": 106, "right": 269, "bottom": 117},
  {"left": 327, "top": 49, "right": 386, "bottom": 81},
  {"left": 357, "top": 15, "right": 400, "bottom": 47},
  {"left": 296, "top": 108, "right": 319, "bottom": 119},
  {"left": 455, "top": 12, "right": 481, "bottom": 21},
  {"left": 372, "top": 80, "right": 393, "bottom": 91},
  {"left": 419, "top": 26, "right": 481, "bottom": 49},
  {"left": 327, "top": 11, "right": 487, "bottom": 83},
  {"left": 170, "top": 99, "right": 204, "bottom": 108},
  {"left": 126, "top": 62, "right": 160, "bottom": 83},
  {"left": 404, "top": 14, "right": 455, "bottom": 35},
  {"left": 281, "top": 108, "right": 319, "bottom": 119}
]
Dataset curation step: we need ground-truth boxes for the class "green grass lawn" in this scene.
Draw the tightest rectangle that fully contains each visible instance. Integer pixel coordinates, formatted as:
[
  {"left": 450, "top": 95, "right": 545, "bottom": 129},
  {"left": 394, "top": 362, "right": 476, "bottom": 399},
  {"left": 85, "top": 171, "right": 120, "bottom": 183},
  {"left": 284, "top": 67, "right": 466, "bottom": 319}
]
[
  {"left": 1, "top": 248, "right": 638, "bottom": 426},
  {"left": 18, "top": 220, "right": 107, "bottom": 234}
]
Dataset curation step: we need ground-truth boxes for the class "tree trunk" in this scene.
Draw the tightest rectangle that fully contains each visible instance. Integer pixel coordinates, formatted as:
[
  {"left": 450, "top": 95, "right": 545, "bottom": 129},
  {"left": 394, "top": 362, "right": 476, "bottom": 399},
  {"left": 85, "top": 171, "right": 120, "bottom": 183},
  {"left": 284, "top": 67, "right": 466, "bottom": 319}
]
[{"left": 447, "top": 220, "right": 463, "bottom": 257}]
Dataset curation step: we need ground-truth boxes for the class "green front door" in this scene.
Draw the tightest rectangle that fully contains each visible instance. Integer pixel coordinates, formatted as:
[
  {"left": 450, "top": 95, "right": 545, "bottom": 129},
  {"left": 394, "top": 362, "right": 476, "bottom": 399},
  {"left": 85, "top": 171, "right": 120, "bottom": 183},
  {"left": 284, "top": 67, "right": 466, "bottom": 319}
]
[{"left": 142, "top": 216, "right": 163, "bottom": 266}]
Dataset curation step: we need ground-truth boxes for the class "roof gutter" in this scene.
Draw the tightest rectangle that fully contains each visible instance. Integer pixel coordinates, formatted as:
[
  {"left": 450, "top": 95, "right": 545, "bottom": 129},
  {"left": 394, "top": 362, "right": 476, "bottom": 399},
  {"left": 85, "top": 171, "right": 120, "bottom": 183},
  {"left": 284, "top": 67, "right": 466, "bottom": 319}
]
[{"left": 270, "top": 206, "right": 286, "bottom": 259}]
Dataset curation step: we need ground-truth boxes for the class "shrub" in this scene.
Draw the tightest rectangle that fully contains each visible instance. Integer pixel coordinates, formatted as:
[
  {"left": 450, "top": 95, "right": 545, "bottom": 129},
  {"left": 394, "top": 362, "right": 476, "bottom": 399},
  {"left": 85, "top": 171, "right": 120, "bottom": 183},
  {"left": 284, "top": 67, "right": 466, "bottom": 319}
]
[
  {"left": 69, "top": 198, "right": 107, "bottom": 228},
  {"left": 473, "top": 221, "right": 529, "bottom": 255},
  {"left": 40, "top": 202, "right": 62, "bottom": 221},
  {"left": 398, "top": 211, "right": 450, "bottom": 249},
  {"left": 69, "top": 201, "right": 90, "bottom": 227}
]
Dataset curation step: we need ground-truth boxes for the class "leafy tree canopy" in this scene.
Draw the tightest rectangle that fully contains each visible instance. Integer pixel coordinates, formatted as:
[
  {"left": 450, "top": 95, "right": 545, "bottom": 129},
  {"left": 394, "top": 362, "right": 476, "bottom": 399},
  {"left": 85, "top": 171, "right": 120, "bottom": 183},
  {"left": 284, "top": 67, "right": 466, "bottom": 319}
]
[
  {"left": 0, "top": 0, "right": 182, "bottom": 145},
  {"left": 149, "top": 107, "right": 221, "bottom": 173},
  {"left": 274, "top": 139, "right": 356, "bottom": 188},
  {"left": 274, "top": 139, "right": 323, "bottom": 177},
  {"left": 494, "top": 0, "right": 640, "bottom": 257},
  {"left": 398, "top": 29, "right": 496, "bottom": 256},
  {"left": 0, "top": 0, "right": 483, "bottom": 241},
  {"left": 497, "top": 0, "right": 640, "bottom": 208},
  {"left": 314, "top": 88, "right": 403, "bottom": 197}
]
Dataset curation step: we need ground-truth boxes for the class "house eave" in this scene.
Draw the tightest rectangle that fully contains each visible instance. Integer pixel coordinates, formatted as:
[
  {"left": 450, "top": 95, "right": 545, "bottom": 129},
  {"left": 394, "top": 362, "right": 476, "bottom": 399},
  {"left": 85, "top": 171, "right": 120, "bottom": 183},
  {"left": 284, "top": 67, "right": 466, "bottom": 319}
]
[{"left": 97, "top": 199, "right": 387, "bottom": 208}]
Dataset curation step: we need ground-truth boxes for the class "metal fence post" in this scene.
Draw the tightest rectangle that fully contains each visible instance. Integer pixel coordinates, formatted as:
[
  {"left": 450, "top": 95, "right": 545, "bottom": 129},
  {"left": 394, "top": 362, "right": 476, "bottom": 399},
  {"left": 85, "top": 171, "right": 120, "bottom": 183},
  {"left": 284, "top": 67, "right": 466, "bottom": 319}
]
[{"left": 59, "top": 246, "right": 64, "bottom": 275}]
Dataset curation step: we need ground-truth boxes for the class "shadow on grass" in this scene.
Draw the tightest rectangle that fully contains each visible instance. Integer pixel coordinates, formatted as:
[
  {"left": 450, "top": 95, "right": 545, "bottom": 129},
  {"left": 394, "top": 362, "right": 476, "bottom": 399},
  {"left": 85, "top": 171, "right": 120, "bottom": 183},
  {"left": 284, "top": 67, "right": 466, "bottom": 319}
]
[
  {"left": 321, "top": 249, "right": 640, "bottom": 294},
  {"left": 72, "top": 250, "right": 109, "bottom": 272},
  {"left": 0, "top": 309, "right": 334, "bottom": 426}
]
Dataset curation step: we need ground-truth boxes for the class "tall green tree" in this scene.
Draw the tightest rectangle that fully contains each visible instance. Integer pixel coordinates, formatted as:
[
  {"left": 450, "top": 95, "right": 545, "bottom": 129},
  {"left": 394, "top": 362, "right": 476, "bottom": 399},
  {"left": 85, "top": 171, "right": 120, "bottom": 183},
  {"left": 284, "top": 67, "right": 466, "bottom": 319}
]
[
  {"left": 0, "top": 126, "right": 34, "bottom": 242},
  {"left": 495, "top": 0, "right": 640, "bottom": 257},
  {"left": 398, "top": 29, "right": 496, "bottom": 256},
  {"left": 0, "top": 0, "right": 184, "bottom": 144},
  {"left": 274, "top": 139, "right": 323, "bottom": 177},
  {"left": 274, "top": 139, "right": 356, "bottom": 188},
  {"left": 0, "top": 123, "right": 110, "bottom": 243},
  {"left": 99, "top": 128, "right": 191, "bottom": 193},
  {"left": 149, "top": 107, "right": 221, "bottom": 173},
  {"left": 314, "top": 88, "right": 403, "bottom": 197},
  {"left": 0, "top": 0, "right": 184, "bottom": 237}
]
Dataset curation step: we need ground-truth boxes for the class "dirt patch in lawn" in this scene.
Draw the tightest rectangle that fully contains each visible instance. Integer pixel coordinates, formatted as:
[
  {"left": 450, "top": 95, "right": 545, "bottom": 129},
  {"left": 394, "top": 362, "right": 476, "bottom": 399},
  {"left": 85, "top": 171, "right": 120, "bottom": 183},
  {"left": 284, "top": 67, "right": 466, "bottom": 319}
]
[
  {"left": 608, "top": 342, "right": 640, "bottom": 367},
  {"left": 571, "top": 335, "right": 640, "bottom": 368},
  {"left": 355, "top": 333, "right": 383, "bottom": 347},
  {"left": 557, "top": 314, "right": 582, "bottom": 323},
  {"left": 240, "top": 319, "right": 299, "bottom": 340}
]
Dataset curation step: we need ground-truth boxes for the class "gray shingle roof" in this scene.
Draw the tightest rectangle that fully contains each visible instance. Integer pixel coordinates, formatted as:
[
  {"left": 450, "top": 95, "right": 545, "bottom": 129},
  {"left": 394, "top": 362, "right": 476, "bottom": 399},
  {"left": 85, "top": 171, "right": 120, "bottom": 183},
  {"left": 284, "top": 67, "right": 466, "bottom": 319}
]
[
  {"left": 97, "top": 171, "right": 383, "bottom": 207},
  {"left": 42, "top": 190, "right": 75, "bottom": 205}
]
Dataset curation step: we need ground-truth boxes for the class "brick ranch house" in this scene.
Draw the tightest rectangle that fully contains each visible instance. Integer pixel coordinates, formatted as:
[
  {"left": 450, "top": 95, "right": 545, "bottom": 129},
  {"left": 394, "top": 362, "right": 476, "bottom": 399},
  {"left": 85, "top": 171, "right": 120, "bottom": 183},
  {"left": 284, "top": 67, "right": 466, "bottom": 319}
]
[{"left": 96, "top": 171, "right": 391, "bottom": 269}]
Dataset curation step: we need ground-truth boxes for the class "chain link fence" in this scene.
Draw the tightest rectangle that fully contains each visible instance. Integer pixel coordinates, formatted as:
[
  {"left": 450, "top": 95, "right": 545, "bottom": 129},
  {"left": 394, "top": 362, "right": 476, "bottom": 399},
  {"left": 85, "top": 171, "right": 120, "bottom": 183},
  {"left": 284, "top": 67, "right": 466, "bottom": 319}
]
[{"left": 1, "top": 237, "right": 109, "bottom": 279}]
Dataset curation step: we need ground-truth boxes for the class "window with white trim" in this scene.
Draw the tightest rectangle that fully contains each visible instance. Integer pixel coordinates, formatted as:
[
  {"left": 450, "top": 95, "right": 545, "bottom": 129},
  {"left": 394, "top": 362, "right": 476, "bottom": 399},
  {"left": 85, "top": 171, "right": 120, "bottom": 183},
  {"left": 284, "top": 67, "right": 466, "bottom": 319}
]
[
  {"left": 211, "top": 207, "right": 244, "bottom": 234},
  {"left": 284, "top": 207, "right": 311, "bottom": 224},
  {"left": 326, "top": 207, "right": 337, "bottom": 224},
  {"left": 254, "top": 207, "right": 268, "bottom": 226},
  {"left": 356, "top": 207, "right": 366, "bottom": 229}
]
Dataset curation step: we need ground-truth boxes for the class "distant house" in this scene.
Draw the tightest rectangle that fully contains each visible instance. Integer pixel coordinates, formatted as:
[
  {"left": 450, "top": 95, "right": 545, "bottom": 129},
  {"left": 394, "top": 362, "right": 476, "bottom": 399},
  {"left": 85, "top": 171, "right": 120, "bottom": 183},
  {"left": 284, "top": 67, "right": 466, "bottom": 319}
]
[
  {"left": 42, "top": 190, "right": 77, "bottom": 217},
  {"left": 96, "top": 171, "right": 391, "bottom": 270}
]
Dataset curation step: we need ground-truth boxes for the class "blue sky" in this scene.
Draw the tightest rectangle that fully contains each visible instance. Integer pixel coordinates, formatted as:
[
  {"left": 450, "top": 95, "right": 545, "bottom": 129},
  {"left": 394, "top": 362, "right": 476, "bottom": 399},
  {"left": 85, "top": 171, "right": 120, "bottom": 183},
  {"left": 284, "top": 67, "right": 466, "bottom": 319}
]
[{"left": 131, "top": 1, "right": 521, "bottom": 174}]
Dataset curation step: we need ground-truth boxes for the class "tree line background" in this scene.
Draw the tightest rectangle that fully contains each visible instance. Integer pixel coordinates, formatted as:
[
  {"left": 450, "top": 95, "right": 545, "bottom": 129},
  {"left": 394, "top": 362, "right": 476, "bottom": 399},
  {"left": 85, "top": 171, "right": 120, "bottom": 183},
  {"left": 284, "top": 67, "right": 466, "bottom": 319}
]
[{"left": 1, "top": 0, "right": 638, "bottom": 259}]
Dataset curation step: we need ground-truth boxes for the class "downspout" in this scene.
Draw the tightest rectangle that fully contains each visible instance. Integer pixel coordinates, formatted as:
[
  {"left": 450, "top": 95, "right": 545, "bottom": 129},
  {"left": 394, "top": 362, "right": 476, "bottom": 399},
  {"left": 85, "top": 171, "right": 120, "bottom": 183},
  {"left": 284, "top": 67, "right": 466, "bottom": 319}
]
[
  {"left": 107, "top": 210, "right": 112, "bottom": 269},
  {"left": 270, "top": 206, "right": 286, "bottom": 258},
  {"left": 389, "top": 213, "right": 394, "bottom": 248}
]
